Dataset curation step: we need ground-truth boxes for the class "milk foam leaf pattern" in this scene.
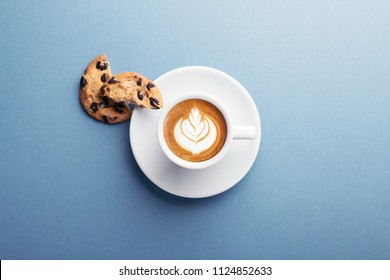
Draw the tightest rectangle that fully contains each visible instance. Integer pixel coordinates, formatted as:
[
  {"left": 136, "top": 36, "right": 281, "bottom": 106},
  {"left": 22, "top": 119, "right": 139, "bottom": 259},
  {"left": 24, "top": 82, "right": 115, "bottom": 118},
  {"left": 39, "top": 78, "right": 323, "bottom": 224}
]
[{"left": 174, "top": 108, "right": 217, "bottom": 154}]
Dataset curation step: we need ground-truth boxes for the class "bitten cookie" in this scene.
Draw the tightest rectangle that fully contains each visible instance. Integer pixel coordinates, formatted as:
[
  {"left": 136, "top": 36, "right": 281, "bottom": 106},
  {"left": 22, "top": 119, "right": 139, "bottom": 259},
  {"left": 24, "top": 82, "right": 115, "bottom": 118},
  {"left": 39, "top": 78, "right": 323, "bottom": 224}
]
[
  {"left": 80, "top": 54, "right": 132, "bottom": 124},
  {"left": 102, "top": 72, "right": 163, "bottom": 109}
]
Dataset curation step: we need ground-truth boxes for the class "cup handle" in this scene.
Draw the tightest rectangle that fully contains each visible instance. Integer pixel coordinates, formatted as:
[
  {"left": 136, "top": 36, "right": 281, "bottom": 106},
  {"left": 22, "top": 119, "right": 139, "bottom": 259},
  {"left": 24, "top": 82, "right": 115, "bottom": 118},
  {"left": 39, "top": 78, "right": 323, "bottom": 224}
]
[{"left": 233, "top": 126, "right": 256, "bottom": 140}]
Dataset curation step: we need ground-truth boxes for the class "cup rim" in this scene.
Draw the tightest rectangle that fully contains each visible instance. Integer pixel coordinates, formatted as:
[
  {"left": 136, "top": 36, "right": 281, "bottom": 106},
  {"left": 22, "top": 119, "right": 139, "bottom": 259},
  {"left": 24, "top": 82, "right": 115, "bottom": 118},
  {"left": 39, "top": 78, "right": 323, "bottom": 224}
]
[{"left": 157, "top": 92, "right": 233, "bottom": 169}]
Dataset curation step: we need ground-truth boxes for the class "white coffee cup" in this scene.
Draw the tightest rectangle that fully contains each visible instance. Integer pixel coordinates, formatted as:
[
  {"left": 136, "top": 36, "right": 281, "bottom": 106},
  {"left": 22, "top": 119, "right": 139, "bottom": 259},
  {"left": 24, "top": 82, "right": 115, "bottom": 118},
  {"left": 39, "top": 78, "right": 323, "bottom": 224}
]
[{"left": 157, "top": 92, "right": 256, "bottom": 169}]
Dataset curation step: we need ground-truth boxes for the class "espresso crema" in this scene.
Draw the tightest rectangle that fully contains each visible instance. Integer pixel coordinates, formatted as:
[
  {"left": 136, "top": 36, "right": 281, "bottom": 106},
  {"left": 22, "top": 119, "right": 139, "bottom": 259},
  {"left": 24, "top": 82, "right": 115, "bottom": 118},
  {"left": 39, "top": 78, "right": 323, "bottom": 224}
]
[{"left": 163, "top": 99, "right": 227, "bottom": 162}]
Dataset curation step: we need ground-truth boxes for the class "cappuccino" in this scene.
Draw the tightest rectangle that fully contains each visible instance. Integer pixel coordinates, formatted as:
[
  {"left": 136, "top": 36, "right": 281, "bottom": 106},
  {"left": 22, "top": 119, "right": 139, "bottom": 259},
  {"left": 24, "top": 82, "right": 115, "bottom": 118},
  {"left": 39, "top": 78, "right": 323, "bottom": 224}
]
[{"left": 163, "top": 99, "right": 227, "bottom": 162}]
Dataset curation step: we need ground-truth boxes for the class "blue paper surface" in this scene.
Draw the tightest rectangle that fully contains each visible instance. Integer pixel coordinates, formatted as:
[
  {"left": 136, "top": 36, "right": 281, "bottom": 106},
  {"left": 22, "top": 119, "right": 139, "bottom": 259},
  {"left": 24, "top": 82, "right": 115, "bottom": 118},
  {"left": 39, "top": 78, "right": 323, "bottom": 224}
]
[{"left": 0, "top": 0, "right": 389, "bottom": 259}]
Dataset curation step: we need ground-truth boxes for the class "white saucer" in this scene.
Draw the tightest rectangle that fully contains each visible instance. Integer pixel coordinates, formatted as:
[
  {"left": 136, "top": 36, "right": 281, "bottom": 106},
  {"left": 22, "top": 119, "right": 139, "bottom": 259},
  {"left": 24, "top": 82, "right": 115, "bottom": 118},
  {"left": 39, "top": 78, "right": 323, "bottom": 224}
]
[{"left": 129, "top": 66, "right": 261, "bottom": 198}]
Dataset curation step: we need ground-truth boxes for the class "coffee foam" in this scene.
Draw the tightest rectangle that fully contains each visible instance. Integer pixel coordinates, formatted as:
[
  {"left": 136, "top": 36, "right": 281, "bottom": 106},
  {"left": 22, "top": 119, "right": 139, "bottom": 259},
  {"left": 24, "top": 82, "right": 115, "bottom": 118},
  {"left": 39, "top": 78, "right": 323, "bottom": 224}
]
[
  {"left": 163, "top": 99, "right": 227, "bottom": 162},
  {"left": 174, "top": 108, "right": 217, "bottom": 154}
]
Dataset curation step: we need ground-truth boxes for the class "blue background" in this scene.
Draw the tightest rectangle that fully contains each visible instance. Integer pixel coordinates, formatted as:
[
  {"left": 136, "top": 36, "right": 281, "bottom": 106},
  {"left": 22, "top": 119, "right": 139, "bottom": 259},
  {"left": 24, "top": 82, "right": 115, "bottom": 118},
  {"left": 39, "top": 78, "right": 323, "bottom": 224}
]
[{"left": 1, "top": 0, "right": 389, "bottom": 259}]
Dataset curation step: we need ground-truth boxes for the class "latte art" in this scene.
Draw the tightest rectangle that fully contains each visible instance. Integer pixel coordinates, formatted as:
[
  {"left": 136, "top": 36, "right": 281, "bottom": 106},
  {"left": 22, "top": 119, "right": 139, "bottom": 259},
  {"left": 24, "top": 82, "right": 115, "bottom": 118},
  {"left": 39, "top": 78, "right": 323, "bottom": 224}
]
[
  {"left": 163, "top": 99, "right": 227, "bottom": 162},
  {"left": 174, "top": 108, "right": 217, "bottom": 154}
]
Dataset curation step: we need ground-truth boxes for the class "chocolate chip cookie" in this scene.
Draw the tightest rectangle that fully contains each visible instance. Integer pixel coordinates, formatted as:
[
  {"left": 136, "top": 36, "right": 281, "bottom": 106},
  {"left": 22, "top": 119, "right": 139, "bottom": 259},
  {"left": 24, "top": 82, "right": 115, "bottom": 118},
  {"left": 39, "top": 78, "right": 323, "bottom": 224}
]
[
  {"left": 80, "top": 54, "right": 132, "bottom": 123},
  {"left": 103, "top": 72, "right": 163, "bottom": 109}
]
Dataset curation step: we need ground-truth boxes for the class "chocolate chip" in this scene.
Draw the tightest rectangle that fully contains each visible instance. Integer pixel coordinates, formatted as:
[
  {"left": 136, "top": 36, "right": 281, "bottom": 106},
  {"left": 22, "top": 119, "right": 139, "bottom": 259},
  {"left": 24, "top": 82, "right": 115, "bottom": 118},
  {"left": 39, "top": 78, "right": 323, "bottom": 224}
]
[
  {"left": 102, "top": 116, "right": 109, "bottom": 123},
  {"left": 137, "top": 90, "right": 144, "bottom": 100},
  {"left": 101, "top": 96, "right": 109, "bottom": 107},
  {"left": 149, "top": 97, "right": 160, "bottom": 109},
  {"left": 100, "top": 73, "right": 107, "bottom": 83},
  {"left": 146, "top": 82, "right": 155, "bottom": 91},
  {"left": 137, "top": 79, "right": 142, "bottom": 86},
  {"left": 108, "top": 77, "right": 118, "bottom": 84},
  {"left": 90, "top": 102, "right": 98, "bottom": 113},
  {"left": 96, "top": 60, "right": 108, "bottom": 71},
  {"left": 100, "top": 85, "right": 106, "bottom": 95},
  {"left": 114, "top": 102, "right": 125, "bottom": 113},
  {"left": 80, "top": 76, "right": 87, "bottom": 88}
]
